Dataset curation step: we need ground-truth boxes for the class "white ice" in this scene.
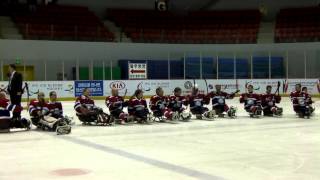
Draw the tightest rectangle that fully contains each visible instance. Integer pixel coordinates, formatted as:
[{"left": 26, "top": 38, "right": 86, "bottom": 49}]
[{"left": 1, "top": 98, "right": 320, "bottom": 180}]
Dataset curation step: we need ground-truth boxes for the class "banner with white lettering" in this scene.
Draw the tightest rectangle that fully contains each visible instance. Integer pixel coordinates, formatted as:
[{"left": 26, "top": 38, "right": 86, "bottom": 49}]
[{"left": 0, "top": 79, "right": 318, "bottom": 99}]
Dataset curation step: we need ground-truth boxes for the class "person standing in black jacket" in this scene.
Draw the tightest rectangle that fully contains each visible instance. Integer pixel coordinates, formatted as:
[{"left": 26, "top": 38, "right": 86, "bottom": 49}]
[{"left": 7, "top": 64, "right": 23, "bottom": 119}]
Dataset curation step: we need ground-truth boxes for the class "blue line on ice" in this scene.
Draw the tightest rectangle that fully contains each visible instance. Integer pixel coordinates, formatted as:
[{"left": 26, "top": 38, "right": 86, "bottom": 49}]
[{"left": 60, "top": 135, "right": 226, "bottom": 180}]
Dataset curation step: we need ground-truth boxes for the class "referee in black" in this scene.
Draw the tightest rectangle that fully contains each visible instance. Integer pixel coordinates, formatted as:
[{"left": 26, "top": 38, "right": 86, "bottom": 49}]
[{"left": 7, "top": 64, "right": 23, "bottom": 120}]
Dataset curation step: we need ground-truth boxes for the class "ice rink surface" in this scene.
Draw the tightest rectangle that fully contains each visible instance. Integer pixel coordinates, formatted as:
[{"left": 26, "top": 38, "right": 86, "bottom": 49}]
[{"left": 1, "top": 98, "right": 320, "bottom": 180}]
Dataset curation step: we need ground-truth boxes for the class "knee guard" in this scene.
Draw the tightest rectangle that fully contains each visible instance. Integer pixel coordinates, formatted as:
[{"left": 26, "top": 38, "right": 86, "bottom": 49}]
[
  {"left": 310, "top": 106, "right": 315, "bottom": 115},
  {"left": 56, "top": 124, "right": 72, "bottom": 135},
  {"left": 39, "top": 116, "right": 59, "bottom": 131},
  {"left": 77, "top": 114, "right": 97, "bottom": 123},
  {"left": 31, "top": 117, "right": 41, "bottom": 126},
  {"left": 274, "top": 107, "right": 283, "bottom": 116},
  {"left": 305, "top": 106, "right": 311, "bottom": 117},
  {"left": 55, "top": 118, "right": 72, "bottom": 135},
  {"left": 180, "top": 111, "right": 191, "bottom": 121},
  {"left": 204, "top": 110, "right": 215, "bottom": 119},
  {"left": 255, "top": 106, "right": 262, "bottom": 116},
  {"left": 227, "top": 106, "right": 237, "bottom": 118},
  {"left": 171, "top": 111, "right": 180, "bottom": 121},
  {"left": 62, "top": 116, "right": 74, "bottom": 125},
  {"left": 96, "top": 112, "right": 110, "bottom": 125},
  {"left": 250, "top": 106, "right": 262, "bottom": 118},
  {"left": 13, "top": 118, "right": 31, "bottom": 129}
]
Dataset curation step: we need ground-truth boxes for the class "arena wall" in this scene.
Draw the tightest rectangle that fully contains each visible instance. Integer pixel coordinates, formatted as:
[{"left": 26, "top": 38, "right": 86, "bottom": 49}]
[
  {"left": 0, "top": 79, "right": 318, "bottom": 101},
  {"left": 0, "top": 40, "right": 319, "bottom": 81}
]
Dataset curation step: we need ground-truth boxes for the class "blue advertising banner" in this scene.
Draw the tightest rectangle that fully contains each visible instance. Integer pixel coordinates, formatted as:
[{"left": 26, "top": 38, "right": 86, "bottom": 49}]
[{"left": 74, "top": 81, "right": 104, "bottom": 96}]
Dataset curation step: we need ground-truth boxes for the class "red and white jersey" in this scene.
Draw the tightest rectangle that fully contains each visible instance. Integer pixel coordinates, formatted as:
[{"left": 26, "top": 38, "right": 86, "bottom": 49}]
[
  {"left": 290, "top": 91, "right": 312, "bottom": 106},
  {"left": 187, "top": 93, "right": 210, "bottom": 109},
  {"left": 29, "top": 99, "right": 49, "bottom": 117},
  {"left": 239, "top": 93, "right": 261, "bottom": 107},
  {"left": 0, "top": 97, "right": 22, "bottom": 116},
  {"left": 128, "top": 97, "right": 148, "bottom": 115},
  {"left": 105, "top": 96, "right": 125, "bottom": 112},
  {"left": 0, "top": 98, "right": 10, "bottom": 119},
  {"left": 47, "top": 101, "right": 63, "bottom": 116},
  {"left": 261, "top": 93, "right": 281, "bottom": 107},
  {"left": 209, "top": 91, "right": 235, "bottom": 106},
  {"left": 149, "top": 95, "right": 168, "bottom": 111},
  {"left": 167, "top": 95, "right": 187, "bottom": 110},
  {"left": 74, "top": 95, "right": 95, "bottom": 113}
]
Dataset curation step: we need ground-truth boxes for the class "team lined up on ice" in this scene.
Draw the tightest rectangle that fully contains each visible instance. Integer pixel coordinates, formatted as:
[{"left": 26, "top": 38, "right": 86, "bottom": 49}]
[
  {"left": 0, "top": 91, "right": 72, "bottom": 134},
  {"left": 74, "top": 82, "right": 315, "bottom": 126},
  {"left": 0, "top": 82, "right": 315, "bottom": 133}
]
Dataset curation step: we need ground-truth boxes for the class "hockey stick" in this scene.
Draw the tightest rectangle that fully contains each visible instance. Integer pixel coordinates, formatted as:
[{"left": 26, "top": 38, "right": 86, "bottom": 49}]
[
  {"left": 29, "top": 89, "right": 40, "bottom": 96},
  {"left": 236, "top": 78, "right": 239, "bottom": 92},
  {"left": 245, "top": 81, "right": 260, "bottom": 91},
  {"left": 122, "top": 89, "right": 128, "bottom": 99},
  {"left": 192, "top": 79, "right": 197, "bottom": 95},
  {"left": 245, "top": 81, "right": 249, "bottom": 93},
  {"left": 230, "top": 78, "right": 240, "bottom": 95},
  {"left": 22, "top": 82, "right": 30, "bottom": 110},
  {"left": 275, "top": 81, "right": 281, "bottom": 96},
  {"left": 137, "top": 82, "right": 151, "bottom": 92},
  {"left": 317, "top": 79, "right": 320, "bottom": 93},
  {"left": 228, "top": 80, "right": 240, "bottom": 97},
  {"left": 0, "top": 86, "right": 8, "bottom": 94},
  {"left": 204, "top": 78, "right": 209, "bottom": 95}
]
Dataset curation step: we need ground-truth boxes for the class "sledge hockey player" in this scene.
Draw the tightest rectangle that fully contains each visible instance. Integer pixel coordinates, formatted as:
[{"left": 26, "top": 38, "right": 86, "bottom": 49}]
[
  {"left": 261, "top": 85, "right": 283, "bottom": 116},
  {"left": 29, "top": 92, "right": 71, "bottom": 134},
  {"left": 149, "top": 87, "right": 173, "bottom": 121},
  {"left": 47, "top": 91, "right": 63, "bottom": 119},
  {"left": 74, "top": 88, "right": 110, "bottom": 125},
  {"left": 167, "top": 87, "right": 191, "bottom": 121},
  {"left": 302, "top": 86, "right": 315, "bottom": 115},
  {"left": 290, "top": 84, "right": 313, "bottom": 118},
  {"left": 47, "top": 91, "right": 73, "bottom": 125},
  {"left": 239, "top": 84, "right": 262, "bottom": 118},
  {"left": 0, "top": 92, "right": 30, "bottom": 132},
  {"left": 208, "top": 84, "right": 237, "bottom": 118},
  {"left": 128, "top": 89, "right": 150, "bottom": 123},
  {"left": 105, "top": 88, "right": 128, "bottom": 124},
  {"left": 187, "top": 86, "right": 213, "bottom": 119}
]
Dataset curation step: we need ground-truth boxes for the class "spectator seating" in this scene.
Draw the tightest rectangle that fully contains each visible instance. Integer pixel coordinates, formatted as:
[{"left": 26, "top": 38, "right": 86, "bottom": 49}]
[
  {"left": 15, "top": 5, "right": 114, "bottom": 41},
  {"left": 106, "top": 9, "right": 261, "bottom": 44},
  {"left": 275, "top": 6, "right": 320, "bottom": 43}
]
